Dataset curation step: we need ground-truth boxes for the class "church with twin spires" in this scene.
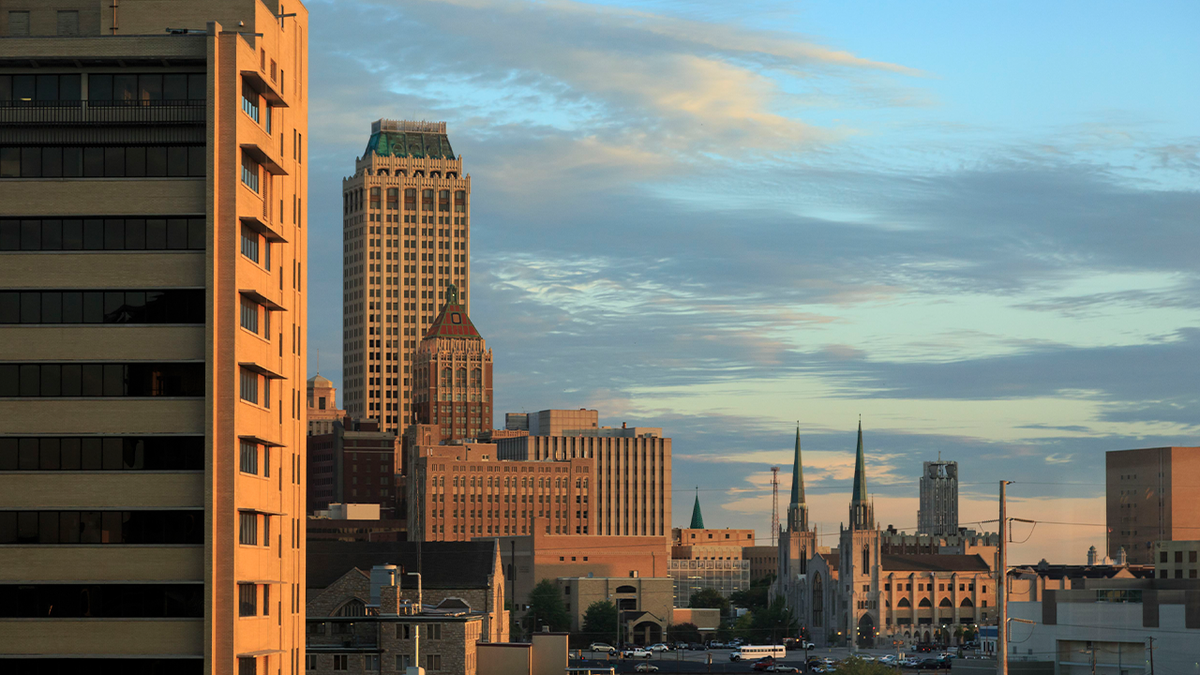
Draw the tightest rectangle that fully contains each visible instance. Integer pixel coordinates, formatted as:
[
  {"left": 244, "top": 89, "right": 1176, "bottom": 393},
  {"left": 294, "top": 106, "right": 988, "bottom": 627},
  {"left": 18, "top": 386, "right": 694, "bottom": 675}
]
[{"left": 772, "top": 423, "right": 996, "bottom": 649}]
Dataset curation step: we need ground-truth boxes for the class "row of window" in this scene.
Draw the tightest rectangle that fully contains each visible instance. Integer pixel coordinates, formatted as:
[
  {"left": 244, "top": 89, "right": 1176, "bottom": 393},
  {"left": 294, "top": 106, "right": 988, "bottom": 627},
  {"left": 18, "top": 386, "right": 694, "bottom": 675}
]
[
  {"left": 0, "top": 145, "right": 204, "bottom": 178},
  {"left": 0, "top": 659, "right": 202, "bottom": 675},
  {"left": 0, "top": 363, "right": 205, "bottom": 398},
  {"left": 0, "top": 73, "right": 205, "bottom": 104},
  {"left": 308, "top": 654, "right": 441, "bottom": 672},
  {"left": 0, "top": 289, "right": 204, "bottom": 325},
  {"left": 0, "top": 217, "right": 205, "bottom": 251},
  {"left": 0, "top": 436, "right": 204, "bottom": 471},
  {"left": 238, "top": 582, "right": 271, "bottom": 617},
  {"left": 0, "top": 584, "right": 203, "bottom": 618},
  {"left": 0, "top": 510, "right": 203, "bottom": 545}
]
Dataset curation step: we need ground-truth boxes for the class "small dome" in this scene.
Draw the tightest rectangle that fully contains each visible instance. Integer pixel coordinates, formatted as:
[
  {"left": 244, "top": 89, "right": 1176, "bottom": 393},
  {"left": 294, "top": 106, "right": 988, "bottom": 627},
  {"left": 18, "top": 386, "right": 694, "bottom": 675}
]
[{"left": 309, "top": 374, "right": 333, "bottom": 386}]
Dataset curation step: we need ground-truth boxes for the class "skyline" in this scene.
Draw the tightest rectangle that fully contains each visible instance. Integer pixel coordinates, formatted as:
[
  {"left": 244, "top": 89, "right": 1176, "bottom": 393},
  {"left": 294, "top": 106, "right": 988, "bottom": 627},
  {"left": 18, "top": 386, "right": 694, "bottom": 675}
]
[{"left": 304, "top": 0, "right": 1200, "bottom": 564}]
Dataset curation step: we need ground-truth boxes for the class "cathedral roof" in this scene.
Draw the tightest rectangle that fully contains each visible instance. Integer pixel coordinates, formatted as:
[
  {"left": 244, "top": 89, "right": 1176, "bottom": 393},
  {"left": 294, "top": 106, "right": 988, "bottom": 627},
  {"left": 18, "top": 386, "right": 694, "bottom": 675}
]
[
  {"left": 851, "top": 420, "right": 868, "bottom": 505},
  {"left": 424, "top": 285, "right": 480, "bottom": 339},
  {"left": 880, "top": 554, "right": 991, "bottom": 573}
]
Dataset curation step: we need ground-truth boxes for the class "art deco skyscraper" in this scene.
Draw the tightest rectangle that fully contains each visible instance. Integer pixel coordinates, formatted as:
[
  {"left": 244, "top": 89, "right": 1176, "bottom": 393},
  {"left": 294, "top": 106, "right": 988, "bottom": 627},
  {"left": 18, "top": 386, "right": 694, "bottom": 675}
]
[
  {"left": 917, "top": 458, "right": 959, "bottom": 536},
  {"left": 0, "top": 2, "right": 308, "bottom": 673},
  {"left": 341, "top": 120, "right": 470, "bottom": 435}
]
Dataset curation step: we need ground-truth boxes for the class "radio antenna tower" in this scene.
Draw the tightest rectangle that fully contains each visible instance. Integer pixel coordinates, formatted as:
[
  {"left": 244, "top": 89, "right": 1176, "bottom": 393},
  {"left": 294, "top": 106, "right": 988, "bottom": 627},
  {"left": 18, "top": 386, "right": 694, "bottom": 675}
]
[{"left": 770, "top": 466, "right": 780, "bottom": 546}]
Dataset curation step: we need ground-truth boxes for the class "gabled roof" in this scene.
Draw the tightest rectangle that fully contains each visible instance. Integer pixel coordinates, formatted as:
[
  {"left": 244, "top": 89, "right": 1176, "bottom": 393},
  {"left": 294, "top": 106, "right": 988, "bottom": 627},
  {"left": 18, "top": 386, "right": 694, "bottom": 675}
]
[
  {"left": 308, "top": 540, "right": 498, "bottom": 590},
  {"left": 881, "top": 554, "right": 991, "bottom": 573},
  {"left": 423, "top": 284, "right": 481, "bottom": 339}
]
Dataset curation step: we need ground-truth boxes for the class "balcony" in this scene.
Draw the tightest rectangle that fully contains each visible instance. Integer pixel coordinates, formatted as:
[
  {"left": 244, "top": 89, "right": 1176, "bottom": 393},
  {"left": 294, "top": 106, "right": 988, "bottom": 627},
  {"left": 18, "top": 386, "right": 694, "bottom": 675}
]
[{"left": 0, "top": 100, "right": 204, "bottom": 126}]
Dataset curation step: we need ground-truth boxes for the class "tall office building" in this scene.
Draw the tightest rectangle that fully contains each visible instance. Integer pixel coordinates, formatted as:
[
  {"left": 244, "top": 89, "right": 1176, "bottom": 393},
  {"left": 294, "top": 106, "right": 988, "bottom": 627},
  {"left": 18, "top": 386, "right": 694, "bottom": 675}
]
[
  {"left": 917, "top": 458, "right": 958, "bottom": 536},
  {"left": 341, "top": 119, "right": 471, "bottom": 435},
  {"left": 1107, "top": 446, "right": 1200, "bottom": 564},
  {"left": 0, "top": 2, "right": 308, "bottom": 673},
  {"left": 412, "top": 284, "right": 493, "bottom": 442}
]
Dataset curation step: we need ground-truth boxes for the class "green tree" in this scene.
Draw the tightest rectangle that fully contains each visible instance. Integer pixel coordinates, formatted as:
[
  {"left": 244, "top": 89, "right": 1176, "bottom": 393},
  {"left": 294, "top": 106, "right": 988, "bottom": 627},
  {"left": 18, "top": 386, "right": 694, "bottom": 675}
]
[
  {"left": 732, "top": 611, "right": 755, "bottom": 641},
  {"left": 689, "top": 588, "right": 731, "bottom": 616},
  {"left": 730, "top": 583, "right": 770, "bottom": 613},
  {"left": 581, "top": 600, "right": 619, "bottom": 645},
  {"left": 667, "top": 622, "right": 702, "bottom": 644},
  {"left": 747, "top": 597, "right": 797, "bottom": 643},
  {"left": 526, "top": 579, "right": 571, "bottom": 633},
  {"left": 962, "top": 625, "right": 976, "bottom": 642}
]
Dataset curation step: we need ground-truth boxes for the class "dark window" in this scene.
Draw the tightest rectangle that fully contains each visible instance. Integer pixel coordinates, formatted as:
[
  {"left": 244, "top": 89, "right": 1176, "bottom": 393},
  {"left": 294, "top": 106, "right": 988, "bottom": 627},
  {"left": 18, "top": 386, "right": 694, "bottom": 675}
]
[
  {"left": 0, "top": 436, "right": 202, "bottom": 472},
  {"left": 0, "top": 659, "right": 204, "bottom": 675},
  {"left": 240, "top": 441, "right": 259, "bottom": 474},
  {"left": 0, "top": 363, "right": 204, "bottom": 397},
  {"left": 0, "top": 218, "right": 205, "bottom": 251},
  {"left": 240, "top": 512, "right": 257, "bottom": 546},
  {"left": 0, "top": 510, "right": 202, "bottom": 544},
  {"left": 0, "top": 145, "right": 204, "bottom": 177},
  {"left": 0, "top": 290, "right": 203, "bottom": 324},
  {"left": 0, "top": 584, "right": 203, "bottom": 618}
]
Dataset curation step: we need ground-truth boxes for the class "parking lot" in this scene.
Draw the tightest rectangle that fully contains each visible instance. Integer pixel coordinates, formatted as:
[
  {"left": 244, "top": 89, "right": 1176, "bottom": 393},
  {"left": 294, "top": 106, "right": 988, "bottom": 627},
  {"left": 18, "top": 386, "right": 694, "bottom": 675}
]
[{"left": 569, "top": 646, "right": 977, "bottom": 674}]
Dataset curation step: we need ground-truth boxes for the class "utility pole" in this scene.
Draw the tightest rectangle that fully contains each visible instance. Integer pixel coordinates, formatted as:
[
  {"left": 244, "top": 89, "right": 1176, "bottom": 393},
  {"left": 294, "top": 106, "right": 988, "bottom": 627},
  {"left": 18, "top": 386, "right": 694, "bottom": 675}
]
[
  {"left": 770, "top": 466, "right": 780, "bottom": 546},
  {"left": 1147, "top": 636, "right": 1155, "bottom": 675},
  {"left": 998, "top": 480, "right": 1011, "bottom": 675}
]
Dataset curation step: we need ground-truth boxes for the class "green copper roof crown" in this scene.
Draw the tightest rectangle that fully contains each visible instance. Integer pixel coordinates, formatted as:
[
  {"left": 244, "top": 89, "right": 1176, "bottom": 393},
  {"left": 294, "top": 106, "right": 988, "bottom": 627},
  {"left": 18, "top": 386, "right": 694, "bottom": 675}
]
[
  {"left": 364, "top": 120, "right": 455, "bottom": 160},
  {"left": 790, "top": 424, "right": 805, "bottom": 505},
  {"left": 689, "top": 491, "right": 705, "bottom": 529},
  {"left": 851, "top": 420, "right": 868, "bottom": 504}
]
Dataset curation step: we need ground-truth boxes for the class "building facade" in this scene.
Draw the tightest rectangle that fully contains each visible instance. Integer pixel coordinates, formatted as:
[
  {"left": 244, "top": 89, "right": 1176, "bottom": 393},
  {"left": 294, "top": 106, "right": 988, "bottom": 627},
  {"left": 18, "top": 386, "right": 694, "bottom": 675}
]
[
  {"left": 307, "top": 374, "right": 344, "bottom": 436},
  {"left": 341, "top": 119, "right": 471, "bottom": 434},
  {"left": 917, "top": 459, "right": 958, "bottom": 536},
  {"left": 411, "top": 284, "right": 492, "bottom": 443},
  {"left": 1106, "top": 446, "right": 1200, "bottom": 564},
  {"left": 307, "top": 417, "right": 401, "bottom": 518},
  {"left": 0, "top": 3, "right": 308, "bottom": 674},
  {"left": 495, "top": 428, "right": 672, "bottom": 538},
  {"left": 557, "top": 576, "right": 674, "bottom": 646},
  {"left": 1153, "top": 539, "right": 1200, "bottom": 579}
]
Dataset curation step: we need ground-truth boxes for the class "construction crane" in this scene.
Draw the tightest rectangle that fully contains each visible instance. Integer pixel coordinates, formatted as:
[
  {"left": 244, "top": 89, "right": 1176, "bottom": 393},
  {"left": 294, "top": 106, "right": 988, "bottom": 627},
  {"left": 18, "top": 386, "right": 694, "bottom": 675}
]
[{"left": 770, "top": 466, "right": 780, "bottom": 546}]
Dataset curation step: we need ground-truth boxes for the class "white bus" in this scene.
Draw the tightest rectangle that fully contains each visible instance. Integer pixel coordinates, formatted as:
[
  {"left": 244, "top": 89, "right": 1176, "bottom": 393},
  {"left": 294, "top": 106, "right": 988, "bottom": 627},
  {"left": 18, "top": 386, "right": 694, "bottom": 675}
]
[{"left": 729, "top": 645, "right": 787, "bottom": 662}]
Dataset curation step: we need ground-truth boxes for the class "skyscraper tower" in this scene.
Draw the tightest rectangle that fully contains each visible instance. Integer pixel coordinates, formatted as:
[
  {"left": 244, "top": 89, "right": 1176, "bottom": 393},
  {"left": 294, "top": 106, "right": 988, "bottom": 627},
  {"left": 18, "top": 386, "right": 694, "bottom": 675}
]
[
  {"left": 0, "top": 2, "right": 308, "bottom": 672},
  {"left": 341, "top": 120, "right": 471, "bottom": 434},
  {"left": 412, "top": 284, "right": 493, "bottom": 443},
  {"left": 918, "top": 458, "right": 959, "bottom": 536}
]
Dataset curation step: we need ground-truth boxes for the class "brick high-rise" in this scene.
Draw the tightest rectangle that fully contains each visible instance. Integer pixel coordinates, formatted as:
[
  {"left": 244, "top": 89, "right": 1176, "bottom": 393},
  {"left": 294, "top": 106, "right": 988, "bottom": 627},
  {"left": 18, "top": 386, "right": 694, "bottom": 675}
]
[
  {"left": 341, "top": 119, "right": 471, "bottom": 435},
  {"left": 0, "top": 1, "right": 308, "bottom": 673}
]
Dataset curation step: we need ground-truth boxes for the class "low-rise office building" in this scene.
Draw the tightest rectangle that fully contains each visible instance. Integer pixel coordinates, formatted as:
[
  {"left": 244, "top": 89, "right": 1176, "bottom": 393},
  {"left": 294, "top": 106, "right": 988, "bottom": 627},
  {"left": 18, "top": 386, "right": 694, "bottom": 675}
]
[{"left": 558, "top": 576, "right": 673, "bottom": 646}]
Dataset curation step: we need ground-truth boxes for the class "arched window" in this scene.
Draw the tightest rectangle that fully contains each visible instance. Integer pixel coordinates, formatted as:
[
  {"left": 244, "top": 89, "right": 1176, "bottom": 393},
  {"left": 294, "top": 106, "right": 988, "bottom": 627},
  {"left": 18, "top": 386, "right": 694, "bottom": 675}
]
[
  {"left": 939, "top": 597, "right": 953, "bottom": 607},
  {"left": 457, "top": 368, "right": 467, "bottom": 383},
  {"left": 333, "top": 599, "right": 366, "bottom": 616},
  {"left": 897, "top": 597, "right": 911, "bottom": 608},
  {"left": 378, "top": 169, "right": 390, "bottom": 176},
  {"left": 919, "top": 598, "right": 932, "bottom": 607},
  {"left": 615, "top": 585, "right": 637, "bottom": 594},
  {"left": 960, "top": 597, "right": 974, "bottom": 607}
]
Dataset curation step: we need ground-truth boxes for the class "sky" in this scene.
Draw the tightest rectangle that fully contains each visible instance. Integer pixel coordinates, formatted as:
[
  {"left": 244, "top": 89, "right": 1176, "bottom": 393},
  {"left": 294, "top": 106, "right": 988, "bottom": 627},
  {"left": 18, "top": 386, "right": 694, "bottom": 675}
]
[{"left": 303, "top": 0, "right": 1200, "bottom": 564}]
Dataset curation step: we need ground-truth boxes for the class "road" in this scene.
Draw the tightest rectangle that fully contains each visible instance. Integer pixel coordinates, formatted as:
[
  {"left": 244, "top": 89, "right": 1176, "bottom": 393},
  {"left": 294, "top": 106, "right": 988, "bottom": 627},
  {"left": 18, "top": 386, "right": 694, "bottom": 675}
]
[{"left": 569, "top": 647, "right": 973, "bottom": 674}]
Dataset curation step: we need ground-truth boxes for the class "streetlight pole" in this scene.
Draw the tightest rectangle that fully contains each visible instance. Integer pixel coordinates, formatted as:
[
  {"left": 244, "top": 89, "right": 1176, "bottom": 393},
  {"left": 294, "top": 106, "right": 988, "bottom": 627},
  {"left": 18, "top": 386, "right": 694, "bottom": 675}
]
[
  {"left": 408, "top": 572, "right": 423, "bottom": 675},
  {"left": 998, "top": 481, "right": 1011, "bottom": 675}
]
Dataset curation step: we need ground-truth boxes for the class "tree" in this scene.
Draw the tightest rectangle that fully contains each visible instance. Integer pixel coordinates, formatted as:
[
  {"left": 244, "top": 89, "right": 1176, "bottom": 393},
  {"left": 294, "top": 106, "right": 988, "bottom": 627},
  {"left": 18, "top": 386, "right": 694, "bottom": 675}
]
[
  {"left": 581, "top": 600, "right": 619, "bottom": 645},
  {"left": 730, "top": 584, "right": 770, "bottom": 613},
  {"left": 526, "top": 579, "right": 571, "bottom": 634},
  {"left": 667, "top": 622, "right": 702, "bottom": 644},
  {"left": 962, "top": 625, "right": 977, "bottom": 642},
  {"left": 689, "top": 588, "right": 730, "bottom": 616},
  {"left": 747, "top": 597, "right": 797, "bottom": 643}
]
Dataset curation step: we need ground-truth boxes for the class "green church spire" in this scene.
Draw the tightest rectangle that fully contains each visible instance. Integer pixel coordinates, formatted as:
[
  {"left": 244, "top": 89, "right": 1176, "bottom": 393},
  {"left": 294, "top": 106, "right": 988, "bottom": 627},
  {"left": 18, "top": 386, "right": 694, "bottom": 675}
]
[
  {"left": 790, "top": 424, "right": 805, "bottom": 506},
  {"left": 689, "top": 488, "right": 705, "bottom": 529},
  {"left": 851, "top": 419, "right": 867, "bottom": 505}
]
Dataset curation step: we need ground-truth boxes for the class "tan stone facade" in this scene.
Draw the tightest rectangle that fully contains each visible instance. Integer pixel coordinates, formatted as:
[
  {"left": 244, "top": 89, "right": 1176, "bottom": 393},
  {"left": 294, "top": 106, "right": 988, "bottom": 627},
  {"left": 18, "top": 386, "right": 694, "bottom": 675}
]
[
  {"left": 341, "top": 120, "right": 471, "bottom": 435},
  {"left": 558, "top": 576, "right": 674, "bottom": 645},
  {"left": 1106, "top": 446, "right": 1200, "bottom": 564},
  {"left": 408, "top": 443, "right": 595, "bottom": 541},
  {"left": 307, "top": 374, "right": 344, "bottom": 436},
  {"left": 743, "top": 545, "right": 778, "bottom": 582},
  {"left": 0, "top": 1, "right": 309, "bottom": 673}
]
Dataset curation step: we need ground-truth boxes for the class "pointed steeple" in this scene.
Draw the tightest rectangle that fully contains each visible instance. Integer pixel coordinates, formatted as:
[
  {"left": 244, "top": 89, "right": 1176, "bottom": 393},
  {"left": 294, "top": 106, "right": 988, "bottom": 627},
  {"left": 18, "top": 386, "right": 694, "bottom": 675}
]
[
  {"left": 786, "top": 424, "right": 809, "bottom": 532},
  {"left": 849, "top": 419, "right": 874, "bottom": 530},
  {"left": 689, "top": 489, "right": 705, "bottom": 529},
  {"left": 851, "top": 419, "right": 867, "bottom": 504}
]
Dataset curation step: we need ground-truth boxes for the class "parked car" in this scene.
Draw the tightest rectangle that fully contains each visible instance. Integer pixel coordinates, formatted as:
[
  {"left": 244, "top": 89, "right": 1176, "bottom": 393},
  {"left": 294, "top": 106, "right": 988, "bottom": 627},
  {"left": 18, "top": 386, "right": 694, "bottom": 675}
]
[
  {"left": 689, "top": 643, "right": 707, "bottom": 651},
  {"left": 648, "top": 643, "right": 672, "bottom": 652},
  {"left": 766, "top": 666, "right": 800, "bottom": 673},
  {"left": 878, "top": 655, "right": 897, "bottom": 665},
  {"left": 752, "top": 657, "right": 777, "bottom": 671},
  {"left": 635, "top": 664, "right": 659, "bottom": 673},
  {"left": 589, "top": 643, "right": 616, "bottom": 653},
  {"left": 622, "top": 648, "right": 652, "bottom": 659},
  {"left": 708, "top": 641, "right": 728, "bottom": 649}
]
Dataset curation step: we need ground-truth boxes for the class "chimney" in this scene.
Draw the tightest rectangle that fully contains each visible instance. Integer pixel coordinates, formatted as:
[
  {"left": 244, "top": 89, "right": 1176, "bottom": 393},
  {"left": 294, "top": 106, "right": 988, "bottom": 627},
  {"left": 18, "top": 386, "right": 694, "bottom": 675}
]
[{"left": 369, "top": 564, "right": 399, "bottom": 608}]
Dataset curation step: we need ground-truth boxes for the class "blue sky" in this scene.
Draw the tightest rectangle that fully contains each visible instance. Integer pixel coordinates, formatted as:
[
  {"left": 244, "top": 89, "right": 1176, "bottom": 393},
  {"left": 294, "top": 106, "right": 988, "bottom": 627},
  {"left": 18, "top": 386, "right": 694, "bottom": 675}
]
[{"left": 304, "top": 0, "right": 1200, "bottom": 563}]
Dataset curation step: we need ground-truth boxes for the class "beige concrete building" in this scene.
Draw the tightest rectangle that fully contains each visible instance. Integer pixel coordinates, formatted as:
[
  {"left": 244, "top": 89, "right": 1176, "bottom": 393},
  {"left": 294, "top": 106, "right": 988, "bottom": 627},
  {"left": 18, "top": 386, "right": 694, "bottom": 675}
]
[
  {"left": 307, "top": 374, "right": 344, "bottom": 436},
  {"left": 0, "top": 1, "right": 309, "bottom": 673},
  {"left": 495, "top": 428, "right": 672, "bottom": 538},
  {"left": 743, "top": 545, "right": 779, "bottom": 583},
  {"left": 341, "top": 119, "right": 471, "bottom": 435},
  {"left": 1153, "top": 539, "right": 1200, "bottom": 579},
  {"left": 477, "top": 633, "right": 567, "bottom": 675},
  {"left": 558, "top": 576, "right": 674, "bottom": 645},
  {"left": 1107, "top": 446, "right": 1200, "bottom": 564}
]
